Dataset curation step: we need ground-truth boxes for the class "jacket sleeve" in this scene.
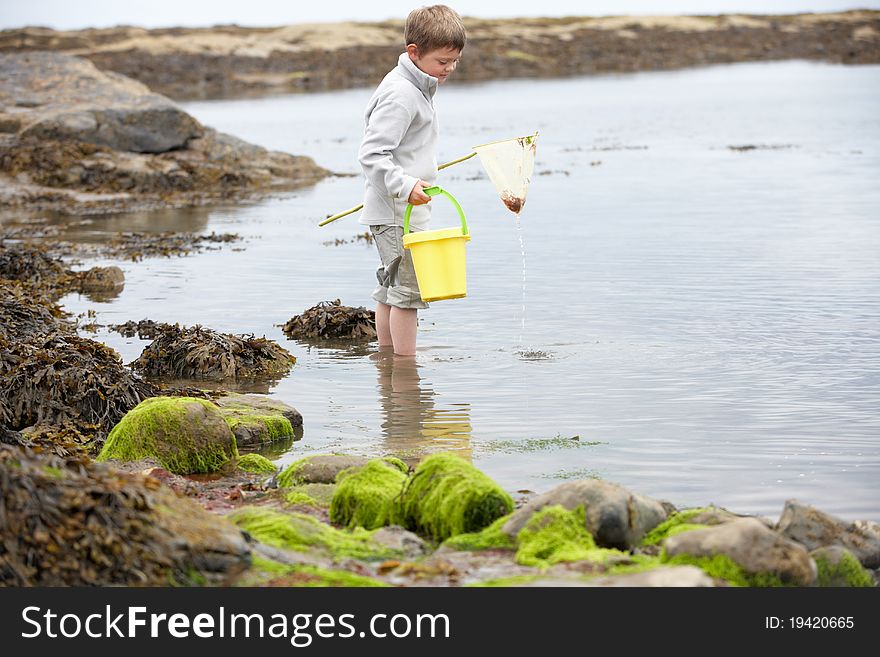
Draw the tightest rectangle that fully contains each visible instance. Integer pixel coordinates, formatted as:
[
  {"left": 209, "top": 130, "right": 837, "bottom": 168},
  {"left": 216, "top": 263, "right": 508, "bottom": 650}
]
[{"left": 358, "top": 99, "right": 419, "bottom": 203}]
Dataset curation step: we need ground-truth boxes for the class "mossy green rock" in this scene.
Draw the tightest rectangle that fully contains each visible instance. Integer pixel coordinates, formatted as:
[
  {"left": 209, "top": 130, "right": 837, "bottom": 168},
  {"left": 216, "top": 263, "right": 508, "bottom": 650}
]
[
  {"left": 394, "top": 453, "right": 514, "bottom": 542},
  {"left": 214, "top": 393, "right": 301, "bottom": 447},
  {"left": 640, "top": 506, "right": 741, "bottom": 547},
  {"left": 237, "top": 453, "right": 277, "bottom": 475},
  {"left": 97, "top": 396, "right": 238, "bottom": 474},
  {"left": 662, "top": 517, "right": 816, "bottom": 586},
  {"left": 229, "top": 506, "right": 400, "bottom": 561},
  {"left": 502, "top": 479, "right": 667, "bottom": 550},
  {"left": 330, "top": 459, "right": 408, "bottom": 530},
  {"left": 811, "top": 546, "right": 875, "bottom": 587}
]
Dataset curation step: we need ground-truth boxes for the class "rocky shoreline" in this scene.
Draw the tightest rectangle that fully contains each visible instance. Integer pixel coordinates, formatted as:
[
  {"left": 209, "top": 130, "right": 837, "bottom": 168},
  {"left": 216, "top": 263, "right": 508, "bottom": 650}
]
[
  {"left": 2, "top": 12, "right": 878, "bottom": 100},
  {"left": 1, "top": 240, "right": 878, "bottom": 587},
  {"left": 0, "top": 51, "right": 330, "bottom": 215}
]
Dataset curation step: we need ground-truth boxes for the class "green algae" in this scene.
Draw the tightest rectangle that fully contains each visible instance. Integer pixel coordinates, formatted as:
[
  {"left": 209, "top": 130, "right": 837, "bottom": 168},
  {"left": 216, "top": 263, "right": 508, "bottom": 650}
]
[
  {"left": 237, "top": 453, "right": 277, "bottom": 475},
  {"left": 285, "top": 483, "right": 336, "bottom": 507},
  {"left": 284, "top": 491, "right": 319, "bottom": 506},
  {"left": 661, "top": 550, "right": 786, "bottom": 587},
  {"left": 814, "top": 551, "right": 875, "bottom": 587},
  {"left": 229, "top": 506, "right": 398, "bottom": 561},
  {"left": 97, "top": 396, "right": 238, "bottom": 474},
  {"left": 514, "top": 505, "right": 626, "bottom": 568},
  {"left": 640, "top": 507, "right": 717, "bottom": 546},
  {"left": 440, "top": 515, "right": 515, "bottom": 552},
  {"left": 223, "top": 408, "right": 293, "bottom": 443},
  {"left": 467, "top": 574, "right": 543, "bottom": 587},
  {"left": 277, "top": 456, "right": 317, "bottom": 488},
  {"left": 330, "top": 459, "right": 408, "bottom": 530},
  {"left": 237, "top": 556, "right": 387, "bottom": 587},
  {"left": 393, "top": 453, "right": 513, "bottom": 542}
]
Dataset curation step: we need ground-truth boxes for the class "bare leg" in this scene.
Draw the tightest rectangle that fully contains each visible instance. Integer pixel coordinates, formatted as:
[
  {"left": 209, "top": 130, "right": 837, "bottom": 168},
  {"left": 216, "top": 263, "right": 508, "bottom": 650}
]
[
  {"left": 389, "top": 307, "right": 418, "bottom": 356},
  {"left": 375, "top": 302, "right": 393, "bottom": 348}
]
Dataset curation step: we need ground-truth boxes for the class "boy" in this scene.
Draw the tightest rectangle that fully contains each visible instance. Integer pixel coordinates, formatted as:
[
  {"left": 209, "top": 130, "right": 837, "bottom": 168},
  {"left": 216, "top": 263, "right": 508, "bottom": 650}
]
[{"left": 358, "top": 5, "right": 466, "bottom": 356}]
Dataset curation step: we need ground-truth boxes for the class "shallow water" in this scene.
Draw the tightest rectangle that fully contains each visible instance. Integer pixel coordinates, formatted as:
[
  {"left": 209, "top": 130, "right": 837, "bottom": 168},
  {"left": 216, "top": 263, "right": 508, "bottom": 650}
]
[{"left": 42, "top": 61, "right": 880, "bottom": 519}]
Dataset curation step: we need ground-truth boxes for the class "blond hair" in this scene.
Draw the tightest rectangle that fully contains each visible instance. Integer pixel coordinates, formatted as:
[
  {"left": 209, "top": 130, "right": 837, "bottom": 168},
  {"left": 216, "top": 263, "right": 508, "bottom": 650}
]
[{"left": 405, "top": 5, "right": 466, "bottom": 53}]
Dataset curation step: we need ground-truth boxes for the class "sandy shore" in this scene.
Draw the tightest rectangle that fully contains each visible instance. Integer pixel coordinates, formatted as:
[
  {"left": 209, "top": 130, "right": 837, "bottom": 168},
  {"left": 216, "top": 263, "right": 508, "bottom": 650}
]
[{"left": 2, "top": 11, "right": 878, "bottom": 100}]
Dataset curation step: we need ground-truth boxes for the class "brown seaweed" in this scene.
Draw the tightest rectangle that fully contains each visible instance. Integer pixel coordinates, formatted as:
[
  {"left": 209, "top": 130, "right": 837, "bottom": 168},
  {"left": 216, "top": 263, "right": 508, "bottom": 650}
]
[
  {"left": 281, "top": 299, "right": 376, "bottom": 340},
  {"left": 130, "top": 324, "right": 295, "bottom": 380}
]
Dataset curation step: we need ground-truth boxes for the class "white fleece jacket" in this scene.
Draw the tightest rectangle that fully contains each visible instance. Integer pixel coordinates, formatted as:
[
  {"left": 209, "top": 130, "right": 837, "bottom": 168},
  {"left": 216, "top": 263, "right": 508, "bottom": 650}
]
[{"left": 358, "top": 52, "right": 438, "bottom": 230}]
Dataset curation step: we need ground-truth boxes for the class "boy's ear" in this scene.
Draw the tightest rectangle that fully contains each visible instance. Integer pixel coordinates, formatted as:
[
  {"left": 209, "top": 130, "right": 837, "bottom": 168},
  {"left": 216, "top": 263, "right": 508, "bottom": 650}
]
[{"left": 406, "top": 43, "right": 419, "bottom": 61}]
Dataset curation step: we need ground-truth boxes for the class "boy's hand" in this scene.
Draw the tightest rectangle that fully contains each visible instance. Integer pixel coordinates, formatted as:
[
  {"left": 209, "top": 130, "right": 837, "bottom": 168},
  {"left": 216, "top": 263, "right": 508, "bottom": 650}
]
[{"left": 407, "top": 180, "right": 433, "bottom": 206}]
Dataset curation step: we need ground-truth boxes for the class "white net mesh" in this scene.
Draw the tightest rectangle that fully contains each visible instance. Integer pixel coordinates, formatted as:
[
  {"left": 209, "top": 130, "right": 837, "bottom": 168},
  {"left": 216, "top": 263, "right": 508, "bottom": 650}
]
[{"left": 473, "top": 133, "right": 538, "bottom": 214}]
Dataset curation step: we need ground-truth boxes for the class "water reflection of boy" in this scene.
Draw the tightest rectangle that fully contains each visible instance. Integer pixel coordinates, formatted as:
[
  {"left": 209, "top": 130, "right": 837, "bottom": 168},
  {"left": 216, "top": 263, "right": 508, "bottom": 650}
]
[{"left": 372, "top": 351, "right": 472, "bottom": 462}]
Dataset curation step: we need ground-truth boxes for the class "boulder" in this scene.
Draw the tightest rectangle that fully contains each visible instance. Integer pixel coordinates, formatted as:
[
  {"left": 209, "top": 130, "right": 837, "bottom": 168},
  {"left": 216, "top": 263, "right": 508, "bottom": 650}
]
[
  {"left": 502, "top": 479, "right": 667, "bottom": 549},
  {"left": 278, "top": 454, "right": 372, "bottom": 487},
  {"left": 810, "top": 546, "right": 875, "bottom": 587},
  {"left": 370, "top": 526, "right": 430, "bottom": 559},
  {"left": 78, "top": 265, "right": 124, "bottom": 291},
  {"left": 394, "top": 453, "right": 514, "bottom": 542},
  {"left": 663, "top": 517, "right": 817, "bottom": 586},
  {"left": 214, "top": 392, "right": 301, "bottom": 447},
  {"left": 776, "top": 499, "right": 880, "bottom": 568},
  {"left": 97, "top": 396, "right": 238, "bottom": 474},
  {"left": 1, "top": 52, "right": 202, "bottom": 153},
  {"left": 330, "top": 459, "right": 408, "bottom": 529}
]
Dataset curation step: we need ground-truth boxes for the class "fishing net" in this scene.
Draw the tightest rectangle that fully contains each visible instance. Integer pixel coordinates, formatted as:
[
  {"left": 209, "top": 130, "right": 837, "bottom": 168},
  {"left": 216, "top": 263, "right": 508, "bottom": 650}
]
[{"left": 473, "top": 133, "right": 538, "bottom": 214}]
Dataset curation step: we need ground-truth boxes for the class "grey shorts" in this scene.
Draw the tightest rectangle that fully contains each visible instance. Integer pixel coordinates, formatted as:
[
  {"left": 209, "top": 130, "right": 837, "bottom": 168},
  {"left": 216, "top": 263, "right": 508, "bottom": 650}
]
[{"left": 370, "top": 224, "right": 428, "bottom": 310}]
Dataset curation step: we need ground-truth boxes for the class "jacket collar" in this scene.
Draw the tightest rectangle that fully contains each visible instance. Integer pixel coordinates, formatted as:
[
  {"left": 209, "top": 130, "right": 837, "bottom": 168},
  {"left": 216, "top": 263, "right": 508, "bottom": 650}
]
[{"left": 396, "top": 52, "right": 438, "bottom": 100}]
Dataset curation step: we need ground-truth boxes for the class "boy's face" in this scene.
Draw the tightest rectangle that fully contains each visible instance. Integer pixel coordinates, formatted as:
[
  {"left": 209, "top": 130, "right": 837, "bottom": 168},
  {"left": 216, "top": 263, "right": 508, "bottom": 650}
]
[{"left": 407, "top": 45, "right": 462, "bottom": 84}]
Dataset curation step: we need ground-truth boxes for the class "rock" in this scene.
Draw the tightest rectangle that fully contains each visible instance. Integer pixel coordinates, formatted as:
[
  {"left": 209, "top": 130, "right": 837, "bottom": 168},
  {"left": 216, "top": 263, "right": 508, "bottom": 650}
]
[
  {"left": 513, "top": 566, "right": 717, "bottom": 587},
  {"left": 237, "top": 453, "right": 277, "bottom": 475},
  {"left": 214, "top": 392, "right": 302, "bottom": 447},
  {"left": 810, "top": 546, "right": 875, "bottom": 587},
  {"left": 130, "top": 324, "right": 295, "bottom": 381},
  {"left": 776, "top": 499, "right": 880, "bottom": 568},
  {"left": 584, "top": 565, "right": 718, "bottom": 587},
  {"left": 0, "top": 444, "right": 250, "bottom": 585},
  {"left": 394, "top": 453, "right": 514, "bottom": 543},
  {"left": 0, "top": 52, "right": 202, "bottom": 153},
  {"left": 78, "top": 265, "right": 124, "bottom": 291},
  {"left": 278, "top": 454, "right": 372, "bottom": 486},
  {"left": 371, "top": 526, "right": 430, "bottom": 559},
  {"left": 0, "top": 52, "right": 329, "bottom": 215},
  {"left": 664, "top": 518, "right": 817, "bottom": 586},
  {"left": 97, "top": 396, "right": 238, "bottom": 474},
  {"left": 330, "top": 459, "right": 408, "bottom": 529},
  {"left": 502, "top": 479, "right": 667, "bottom": 549}
]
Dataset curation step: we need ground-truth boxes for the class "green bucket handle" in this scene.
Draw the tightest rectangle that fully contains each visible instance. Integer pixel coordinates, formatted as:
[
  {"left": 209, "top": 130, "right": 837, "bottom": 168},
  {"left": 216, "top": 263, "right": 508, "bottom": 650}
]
[{"left": 403, "top": 186, "right": 469, "bottom": 236}]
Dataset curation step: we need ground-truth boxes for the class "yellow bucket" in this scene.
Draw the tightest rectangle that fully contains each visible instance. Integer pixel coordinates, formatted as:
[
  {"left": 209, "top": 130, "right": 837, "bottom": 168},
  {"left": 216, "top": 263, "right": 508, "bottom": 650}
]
[{"left": 402, "top": 186, "right": 471, "bottom": 302}]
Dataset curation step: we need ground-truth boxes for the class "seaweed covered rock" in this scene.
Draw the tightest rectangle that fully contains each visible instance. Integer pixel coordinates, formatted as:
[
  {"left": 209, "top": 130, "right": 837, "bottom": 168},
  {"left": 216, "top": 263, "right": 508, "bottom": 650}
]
[
  {"left": 0, "top": 331, "right": 155, "bottom": 439},
  {"left": 0, "top": 445, "right": 250, "bottom": 585},
  {"left": 281, "top": 299, "right": 376, "bottom": 340},
  {"left": 776, "top": 499, "right": 880, "bottom": 568},
  {"left": 214, "top": 392, "right": 301, "bottom": 447},
  {"left": 97, "top": 396, "right": 238, "bottom": 474},
  {"left": 514, "top": 505, "right": 627, "bottom": 568},
  {"left": 0, "top": 280, "right": 70, "bottom": 342},
  {"left": 394, "top": 453, "right": 514, "bottom": 542},
  {"left": 130, "top": 324, "right": 295, "bottom": 381},
  {"left": 502, "top": 479, "right": 667, "bottom": 550},
  {"left": 278, "top": 454, "right": 372, "bottom": 487},
  {"left": 330, "top": 459, "right": 409, "bottom": 530},
  {"left": 77, "top": 265, "right": 124, "bottom": 292},
  {"left": 640, "top": 505, "right": 743, "bottom": 547},
  {"left": 0, "top": 242, "right": 72, "bottom": 286},
  {"left": 237, "top": 453, "right": 277, "bottom": 475},
  {"left": 810, "top": 546, "right": 875, "bottom": 587},
  {"left": 229, "top": 506, "right": 403, "bottom": 562},
  {"left": 662, "top": 517, "right": 817, "bottom": 586}
]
